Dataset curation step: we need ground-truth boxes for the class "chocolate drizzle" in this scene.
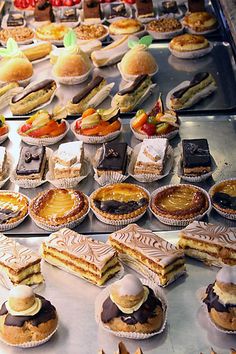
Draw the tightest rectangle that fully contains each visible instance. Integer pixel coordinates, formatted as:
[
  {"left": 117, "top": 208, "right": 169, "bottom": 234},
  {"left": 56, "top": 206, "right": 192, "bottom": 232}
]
[
  {"left": 101, "top": 287, "right": 161, "bottom": 324},
  {"left": 172, "top": 72, "right": 210, "bottom": 99},
  {"left": 118, "top": 75, "right": 148, "bottom": 96},
  {"left": 213, "top": 192, "right": 236, "bottom": 211},
  {"left": 72, "top": 76, "right": 104, "bottom": 104},
  {"left": 203, "top": 283, "right": 236, "bottom": 313},
  {"left": 94, "top": 198, "right": 148, "bottom": 215},
  {"left": 12, "top": 80, "right": 55, "bottom": 104},
  {"left": 0, "top": 295, "right": 56, "bottom": 327},
  {"left": 0, "top": 209, "right": 20, "bottom": 224}
]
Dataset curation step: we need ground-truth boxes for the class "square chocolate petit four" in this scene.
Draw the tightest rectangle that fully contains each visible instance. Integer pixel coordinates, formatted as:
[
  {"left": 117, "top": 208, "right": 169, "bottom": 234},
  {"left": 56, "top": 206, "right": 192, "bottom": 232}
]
[{"left": 182, "top": 138, "right": 211, "bottom": 176}]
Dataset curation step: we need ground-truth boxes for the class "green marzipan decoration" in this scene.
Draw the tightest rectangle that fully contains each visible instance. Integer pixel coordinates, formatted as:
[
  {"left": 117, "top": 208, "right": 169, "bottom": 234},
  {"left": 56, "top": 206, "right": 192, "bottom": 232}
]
[
  {"left": 128, "top": 35, "right": 153, "bottom": 49},
  {"left": 63, "top": 29, "right": 77, "bottom": 49},
  {"left": 0, "top": 38, "right": 20, "bottom": 57}
]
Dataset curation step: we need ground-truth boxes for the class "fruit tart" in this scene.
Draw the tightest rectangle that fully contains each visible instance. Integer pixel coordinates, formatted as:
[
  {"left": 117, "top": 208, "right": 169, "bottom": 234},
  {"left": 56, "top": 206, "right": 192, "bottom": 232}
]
[
  {"left": 18, "top": 108, "right": 68, "bottom": 146},
  {"left": 131, "top": 96, "right": 180, "bottom": 140},
  {"left": 29, "top": 188, "right": 89, "bottom": 230},
  {"left": 0, "top": 116, "right": 9, "bottom": 141},
  {"left": 210, "top": 179, "right": 236, "bottom": 219},
  {"left": 0, "top": 191, "right": 28, "bottom": 229},
  {"left": 72, "top": 107, "right": 121, "bottom": 144},
  {"left": 90, "top": 183, "right": 149, "bottom": 225}
]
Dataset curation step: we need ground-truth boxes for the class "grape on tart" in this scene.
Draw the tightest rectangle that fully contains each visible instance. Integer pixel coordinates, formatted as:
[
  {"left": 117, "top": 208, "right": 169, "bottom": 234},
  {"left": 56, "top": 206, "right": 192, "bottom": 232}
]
[
  {"left": 151, "top": 184, "right": 209, "bottom": 221},
  {"left": 90, "top": 183, "right": 149, "bottom": 221},
  {"left": 0, "top": 191, "right": 28, "bottom": 225},
  {"left": 30, "top": 189, "right": 89, "bottom": 227},
  {"left": 210, "top": 179, "right": 236, "bottom": 216}
]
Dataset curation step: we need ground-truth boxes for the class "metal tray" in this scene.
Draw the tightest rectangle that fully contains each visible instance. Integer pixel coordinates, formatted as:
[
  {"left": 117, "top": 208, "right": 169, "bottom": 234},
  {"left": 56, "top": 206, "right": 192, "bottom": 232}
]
[
  {"left": 3, "top": 116, "right": 236, "bottom": 236},
  {"left": 0, "top": 232, "right": 235, "bottom": 354}
]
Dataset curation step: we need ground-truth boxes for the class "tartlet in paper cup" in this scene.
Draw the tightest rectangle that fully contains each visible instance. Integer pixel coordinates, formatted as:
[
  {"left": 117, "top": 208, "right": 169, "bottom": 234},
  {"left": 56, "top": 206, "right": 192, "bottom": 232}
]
[
  {"left": 129, "top": 144, "right": 174, "bottom": 183},
  {"left": 147, "top": 25, "right": 184, "bottom": 40},
  {"left": 178, "top": 155, "right": 217, "bottom": 183},
  {"left": 184, "top": 25, "right": 219, "bottom": 36},
  {"left": 168, "top": 41, "right": 213, "bottom": 59},
  {"left": 95, "top": 277, "right": 167, "bottom": 339}
]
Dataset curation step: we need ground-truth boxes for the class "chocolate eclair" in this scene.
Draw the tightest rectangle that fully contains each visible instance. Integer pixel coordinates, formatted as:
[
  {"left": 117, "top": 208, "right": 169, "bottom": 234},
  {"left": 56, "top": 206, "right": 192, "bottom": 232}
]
[
  {"left": 10, "top": 79, "right": 57, "bottom": 116},
  {"left": 169, "top": 72, "right": 217, "bottom": 110}
]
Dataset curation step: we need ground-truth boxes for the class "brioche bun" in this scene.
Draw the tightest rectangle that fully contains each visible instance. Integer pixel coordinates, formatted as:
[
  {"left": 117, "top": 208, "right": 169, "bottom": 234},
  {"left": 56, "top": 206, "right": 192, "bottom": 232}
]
[
  {"left": 120, "top": 45, "right": 157, "bottom": 76},
  {"left": 53, "top": 50, "right": 91, "bottom": 77},
  {"left": 0, "top": 57, "right": 33, "bottom": 82}
]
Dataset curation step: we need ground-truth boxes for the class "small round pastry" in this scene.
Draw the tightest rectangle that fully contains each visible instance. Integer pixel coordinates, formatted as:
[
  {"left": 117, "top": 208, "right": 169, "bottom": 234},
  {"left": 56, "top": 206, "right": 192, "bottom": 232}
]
[
  {"left": 169, "top": 33, "right": 209, "bottom": 52},
  {"left": 0, "top": 285, "right": 58, "bottom": 345},
  {"left": 203, "top": 265, "right": 236, "bottom": 331},
  {"left": 101, "top": 274, "right": 164, "bottom": 333},
  {"left": 210, "top": 179, "right": 236, "bottom": 217},
  {"left": 109, "top": 19, "right": 143, "bottom": 36},
  {"left": 183, "top": 11, "right": 218, "bottom": 33}
]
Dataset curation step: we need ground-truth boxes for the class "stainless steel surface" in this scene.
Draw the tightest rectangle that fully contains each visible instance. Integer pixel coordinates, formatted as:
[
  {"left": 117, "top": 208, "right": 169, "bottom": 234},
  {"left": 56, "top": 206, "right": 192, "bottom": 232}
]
[
  {"left": 3, "top": 116, "right": 236, "bottom": 236},
  {"left": 0, "top": 232, "right": 235, "bottom": 354}
]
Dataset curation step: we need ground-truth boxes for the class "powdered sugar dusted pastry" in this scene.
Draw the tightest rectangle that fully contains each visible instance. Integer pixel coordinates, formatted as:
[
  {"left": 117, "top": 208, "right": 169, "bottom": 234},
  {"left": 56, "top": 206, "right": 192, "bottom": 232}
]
[
  {"left": 109, "top": 224, "right": 186, "bottom": 286},
  {"left": 178, "top": 221, "right": 236, "bottom": 266}
]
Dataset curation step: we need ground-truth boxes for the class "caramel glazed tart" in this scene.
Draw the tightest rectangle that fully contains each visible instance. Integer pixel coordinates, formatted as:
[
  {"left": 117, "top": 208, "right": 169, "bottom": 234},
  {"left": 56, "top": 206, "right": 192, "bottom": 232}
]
[{"left": 29, "top": 189, "right": 89, "bottom": 226}]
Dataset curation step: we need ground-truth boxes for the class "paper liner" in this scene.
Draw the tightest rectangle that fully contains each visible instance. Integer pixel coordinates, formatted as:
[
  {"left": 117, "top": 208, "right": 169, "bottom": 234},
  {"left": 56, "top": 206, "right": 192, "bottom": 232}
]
[
  {"left": 95, "top": 278, "right": 167, "bottom": 339},
  {"left": 0, "top": 37, "right": 34, "bottom": 47},
  {"left": 168, "top": 42, "right": 213, "bottom": 59},
  {"left": 18, "top": 120, "right": 69, "bottom": 146},
  {"left": 185, "top": 25, "right": 219, "bottom": 35},
  {"left": 71, "top": 119, "right": 122, "bottom": 144},
  {"left": 0, "top": 325, "right": 58, "bottom": 348},
  {"left": 150, "top": 184, "right": 211, "bottom": 226},
  {"left": 53, "top": 67, "right": 92, "bottom": 85},
  {"left": 93, "top": 146, "right": 132, "bottom": 186},
  {"left": 178, "top": 155, "right": 217, "bottom": 182},
  {"left": 90, "top": 185, "right": 150, "bottom": 226},
  {"left": 29, "top": 196, "right": 90, "bottom": 231},
  {"left": 130, "top": 117, "right": 179, "bottom": 141},
  {"left": 1, "top": 14, "right": 26, "bottom": 29},
  {"left": 147, "top": 25, "right": 184, "bottom": 40},
  {"left": 117, "top": 62, "right": 158, "bottom": 82},
  {"left": 128, "top": 144, "right": 174, "bottom": 183},
  {"left": 75, "top": 23, "right": 109, "bottom": 41},
  {"left": 0, "top": 86, "right": 23, "bottom": 111},
  {"left": 166, "top": 80, "right": 217, "bottom": 111},
  {"left": 0, "top": 152, "right": 14, "bottom": 189},
  {"left": 209, "top": 178, "right": 236, "bottom": 221},
  {"left": 0, "top": 132, "right": 9, "bottom": 145},
  {"left": 109, "top": 28, "right": 146, "bottom": 41}
]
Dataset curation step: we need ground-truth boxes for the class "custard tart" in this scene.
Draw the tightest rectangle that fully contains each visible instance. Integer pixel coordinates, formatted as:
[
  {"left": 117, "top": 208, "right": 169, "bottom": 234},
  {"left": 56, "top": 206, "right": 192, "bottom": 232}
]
[
  {"left": 29, "top": 188, "right": 89, "bottom": 227},
  {"left": 210, "top": 179, "right": 236, "bottom": 216},
  {"left": 151, "top": 184, "right": 209, "bottom": 221},
  {"left": 0, "top": 191, "right": 28, "bottom": 225},
  {"left": 90, "top": 183, "right": 149, "bottom": 222}
]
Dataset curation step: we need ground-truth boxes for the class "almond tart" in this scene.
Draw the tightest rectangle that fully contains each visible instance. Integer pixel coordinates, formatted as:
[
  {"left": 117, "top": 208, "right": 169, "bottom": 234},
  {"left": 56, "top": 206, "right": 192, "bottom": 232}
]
[
  {"left": 151, "top": 184, "right": 209, "bottom": 221},
  {"left": 0, "top": 191, "right": 28, "bottom": 225},
  {"left": 29, "top": 188, "right": 89, "bottom": 227},
  {"left": 210, "top": 179, "right": 236, "bottom": 217},
  {"left": 90, "top": 183, "right": 149, "bottom": 222}
]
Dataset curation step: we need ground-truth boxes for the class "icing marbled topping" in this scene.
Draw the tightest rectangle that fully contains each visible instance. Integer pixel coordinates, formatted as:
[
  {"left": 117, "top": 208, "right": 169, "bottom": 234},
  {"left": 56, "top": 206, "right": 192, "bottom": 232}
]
[
  {"left": 43, "top": 228, "right": 117, "bottom": 270},
  {"left": 0, "top": 234, "right": 41, "bottom": 271},
  {"left": 181, "top": 221, "right": 236, "bottom": 250},
  {"left": 109, "top": 224, "right": 184, "bottom": 267}
]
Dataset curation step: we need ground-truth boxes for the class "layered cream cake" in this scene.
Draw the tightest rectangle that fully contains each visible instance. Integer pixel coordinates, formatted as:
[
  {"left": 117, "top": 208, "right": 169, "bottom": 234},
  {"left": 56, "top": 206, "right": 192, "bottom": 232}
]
[
  {"left": 0, "top": 147, "right": 6, "bottom": 180},
  {"left": 108, "top": 224, "right": 186, "bottom": 286},
  {"left": 41, "top": 228, "right": 121, "bottom": 286},
  {"left": 53, "top": 141, "right": 84, "bottom": 179},
  {"left": 0, "top": 234, "right": 44, "bottom": 286},
  {"left": 134, "top": 138, "right": 168, "bottom": 175},
  {"left": 178, "top": 221, "right": 236, "bottom": 266}
]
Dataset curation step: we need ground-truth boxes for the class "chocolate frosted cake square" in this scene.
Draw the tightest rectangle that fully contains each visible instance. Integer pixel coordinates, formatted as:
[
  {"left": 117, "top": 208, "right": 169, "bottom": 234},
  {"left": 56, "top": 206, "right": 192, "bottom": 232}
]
[
  {"left": 182, "top": 138, "right": 211, "bottom": 176},
  {"left": 136, "top": 0, "right": 154, "bottom": 18},
  {"left": 7, "top": 12, "right": 24, "bottom": 27},
  {"left": 83, "top": 0, "right": 101, "bottom": 22},
  {"left": 97, "top": 142, "right": 128, "bottom": 176},
  {"left": 60, "top": 8, "right": 78, "bottom": 22},
  {"left": 108, "top": 3, "right": 127, "bottom": 19},
  {"left": 16, "top": 146, "right": 46, "bottom": 180}
]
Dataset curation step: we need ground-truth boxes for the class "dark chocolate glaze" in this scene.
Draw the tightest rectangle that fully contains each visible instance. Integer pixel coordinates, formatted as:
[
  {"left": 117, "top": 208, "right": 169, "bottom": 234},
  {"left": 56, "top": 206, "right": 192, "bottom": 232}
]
[
  {"left": 213, "top": 192, "right": 236, "bottom": 211},
  {"left": 83, "top": 0, "right": 101, "bottom": 18},
  {"left": 12, "top": 80, "right": 55, "bottom": 104},
  {"left": 101, "top": 287, "right": 161, "bottom": 325},
  {"left": 182, "top": 139, "right": 211, "bottom": 169},
  {"left": 94, "top": 198, "right": 148, "bottom": 215},
  {"left": 72, "top": 76, "right": 104, "bottom": 104},
  {"left": 97, "top": 142, "right": 128, "bottom": 173},
  {"left": 7, "top": 12, "right": 24, "bottom": 27},
  {"left": 0, "top": 295, "right": 56, "bottom": 327},
  {"left": 203, "top": 283, "right": 236, "bottom": 313},
  {"left": 172, "top": 73, "right": 210, "bottom": 99},
  {"left": 109, "top": 3, "right": 127, "bottom": 18},
  {"left": 162, "top": 1, "right": 178, "bottom": 13},
  {"left": 118, "top": 75, "right": 148, "bottom": 96},
  {"left": 136, "top": 0, "right": 154, "bottom": 15},
  {"left": 0, "top": 209, "right": 20, "bottom": 224},
  {"left": 16, "top": 146, "right": 45, "bottom": 176}
]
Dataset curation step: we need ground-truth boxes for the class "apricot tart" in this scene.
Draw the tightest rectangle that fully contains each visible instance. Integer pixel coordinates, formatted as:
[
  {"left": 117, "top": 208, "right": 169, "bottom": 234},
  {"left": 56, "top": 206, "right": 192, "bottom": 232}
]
[
  {"left": 210, "top": 179, "right": 236, "bottom": 217},
  {"left": 90, "top": 183, "right": 149, "bottom": 224},
  {"left": 0, "top": 191, "right": 28, "bottom": 225},
  {"left": 151, "top": 184, "right": 209, "bottom": 222},
  {"left": 29, "top": 188, "right": 89, "bottom": 228}
]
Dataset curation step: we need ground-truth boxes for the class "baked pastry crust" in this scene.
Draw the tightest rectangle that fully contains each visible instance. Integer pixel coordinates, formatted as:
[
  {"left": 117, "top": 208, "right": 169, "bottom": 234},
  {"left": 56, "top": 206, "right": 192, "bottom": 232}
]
[
  {"left": 147, "top": 18, "right": 182, "bottom": 32},
  {"left": 183, "top": 11, "right": 217, "bottom": 32},
  {"left": 0, "top": 191, "right": 28, "bottom": 224},
  {"left": 35, "top": 23, "right": 69, "bottom": 41},
  {"left": 75, "top": 24, "right": 108, "bottom": 40},
  {"left": 90, "top": 183, "right": 149, "bottom": 221},
  {"left": 109, "top": 19, "right": 142, "bottom": 35},
  {"left": 211, "top": 180, "right": 236, "bottom": 215},
  {"left": 151, "top": 185, "right": 209, "bottom": 220},
  {"left": 30, "top": 189, "right": 89, "bottom": 226},
  {"left": 170, "top": 33, "right": 209, "bottom": 52},
  {"left": 0, "top": 28, "right": 34, "bottom": 43}
]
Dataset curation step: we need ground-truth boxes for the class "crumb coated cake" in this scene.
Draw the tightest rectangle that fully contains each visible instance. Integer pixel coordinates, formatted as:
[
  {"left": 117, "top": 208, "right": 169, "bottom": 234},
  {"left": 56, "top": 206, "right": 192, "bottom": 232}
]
[
  {"left": 109, "top": 224, "right": 186, "bottom": 286},
  {"left": 178, "top": 221, "right": 236, "bottom": 266},
  {"left": 0, "top": 234, "right": 44, "bottom": 286},
  {"left": 41, "top": 228, "right": 121, "bottom": 286}
]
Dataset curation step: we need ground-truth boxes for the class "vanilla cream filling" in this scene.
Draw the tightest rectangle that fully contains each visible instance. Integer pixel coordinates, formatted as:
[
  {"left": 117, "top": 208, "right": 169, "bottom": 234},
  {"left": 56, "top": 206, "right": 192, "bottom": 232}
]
[
  {"left": 6, "top": 298, "right": 42, "bottom": 317},
  {"left": 213, "top": 283, "right": 236, "bottom": 305},
  {"left": 110, "top": 286, "right": 149, "bottom": 314}
]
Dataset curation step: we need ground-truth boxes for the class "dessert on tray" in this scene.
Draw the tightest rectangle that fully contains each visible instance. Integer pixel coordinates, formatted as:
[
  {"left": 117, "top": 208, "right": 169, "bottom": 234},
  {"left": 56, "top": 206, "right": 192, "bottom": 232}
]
[
  {"left": 100, "top": 342, "right": 144, "bottom": 354},
  {"left": 169, "top": 33, "right": 212, "bottom": 58},
  {"left": 41, "top": 227, "right": 121, "bottom": 286},
  {"left": 29, "top": 188, "right": 89, "bottom": 228},
  {"left": 6, "top": 12, "right": 24, "bottom": 27},
  {"left": 161, "top": 1, "right": 179, "bottom": 14},
  {"left": 83, "top": 0, "right": 101, "bottom": 23},
  {"left": 22, "top": 42, "right": 53, "bottom": 62},
  {"left": 0, "top": 285, "right": 58, "bottom": 345},
  {"left": 167, "top": 72, "right": 217, "bottom": 110},
  {"left": 109, "top": 224, "right": 186, "bottom": 286},
  {"left": 147, "top": 18, "right": 182, "bottom": 38},
  {"left": 133, "top": 138, "right": 168, "bottom": 175},
  {"left": 75, "top": 24, "right": 108, "bottom": 41},
  {"left": 96, "top": 142, "right": 128, "bottom": 177},
  {"left": 0, "top": 234, "right": 43, "bottom": 286},
  {"left": 0, "top": 191, "right": 28, "bottom": 226},
  {"left": 210, "top": 179, "right": 236, "bottom": 217},
  {"left": 136, "top": 0, "right": 154, "bottom": 18},
  {"left": 178, "top": 221, "right": 236, "bottom": 266},
  {"left": 60, "top": 8, "right": 78, "bottom": 23},
  {"left": 35, "top": 23, "right": 69, "bottom": 42},
  {"left": 0, "top": 83, "right": 23, "bottom": 111},
  {"left": 0, "top": 28, "right": 34, "bottom": 45},
  {"left": 203, "top": 265, "right": 236, "bottom": 331},
  {"left": 109, "top": 18, "right": 143, "bottom": 36},
  {"left": 100, "top": 274, "right": 165, "bottom": 333},
  {"left": 67, "top": 76, "right": 114, "bottom": 114},
  {"left": 10, "top": 79, "right": 57, "bottom": 115},
  {"left": 34, "top": 0, "right": 55, "bottom": 23},
  {"left": 183, "top": 11, "right": 218, "bottom": 33},
  {"left": 15, "top": 146, "right": 47, "bottom": 180},
  {"left": 108, "top": 3, "right": 128, "bottom": 20},
  {"left": 0, "top": 115, "right": 9, "bottom": 139}
]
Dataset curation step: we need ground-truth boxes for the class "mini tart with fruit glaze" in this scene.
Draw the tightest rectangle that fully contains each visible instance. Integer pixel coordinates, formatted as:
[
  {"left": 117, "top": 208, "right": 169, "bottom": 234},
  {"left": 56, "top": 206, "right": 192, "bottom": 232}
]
[
  {"left": 35, "top": 23, "right": 69, "bottom": 42},
  {"left": 90, "top": 183, "right": 149, "bottom": 221},
  {"left": 29, "top": 188, "right": 89, "bottom": 227},
  {"left": 151, "top": 184, "right": 209, "bottom": 220},
  {"left": 210, "top": 179, "right": 236, "bottom": 216},
  {"left": 0, "top": 191, "right": 28, "bottom": 225}
]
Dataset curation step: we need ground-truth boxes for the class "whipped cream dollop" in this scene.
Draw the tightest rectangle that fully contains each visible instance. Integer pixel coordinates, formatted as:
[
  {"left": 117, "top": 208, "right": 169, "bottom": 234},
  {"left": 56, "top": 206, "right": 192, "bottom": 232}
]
[{"left": 6, "top": 285, "right": 42, "bottom": 317}]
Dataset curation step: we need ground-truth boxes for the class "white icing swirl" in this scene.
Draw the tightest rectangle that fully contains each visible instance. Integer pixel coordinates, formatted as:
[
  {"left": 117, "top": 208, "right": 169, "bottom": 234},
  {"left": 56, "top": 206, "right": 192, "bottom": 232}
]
[{"left": 216, "top": 265, "right": 236, "bottom": 285}]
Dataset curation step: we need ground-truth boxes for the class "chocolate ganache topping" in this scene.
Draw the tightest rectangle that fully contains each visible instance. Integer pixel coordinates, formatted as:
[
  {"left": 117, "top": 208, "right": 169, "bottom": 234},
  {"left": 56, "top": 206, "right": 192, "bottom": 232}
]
[
  {"left": 94, "top": 198, "right": 148, "bottom": 215},
  {"left": 213, "top": 192, "right": 236, "bottom": 211},
  {"left": 0, "top": 295, "right": 56, "bottom": 327},
  {"left": 203, "top": 283, "right": 236, "bottom": 313},
  {"left": 101, "top": 287, "right": 161, "bottom": 325},
  {"left": 172, "top": 72, "right": 210, "bottom": 99}
]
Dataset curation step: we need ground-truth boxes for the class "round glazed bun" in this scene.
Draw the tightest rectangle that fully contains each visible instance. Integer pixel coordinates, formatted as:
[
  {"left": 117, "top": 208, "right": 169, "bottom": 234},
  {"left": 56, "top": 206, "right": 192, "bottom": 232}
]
[
  {"left": 183, "top": 11, "right": 217, "bottom": 32},
  {"left": 0, "top": 57, "right": 33, "bottom": 82},
  {"left": 109, "top": 19, "right": 142, "bottom": 35},
  {"left": 170, "top": 33, "right": 209, "bottom": 52},
  {"left": 53, "top": 50, "right": 90, "bottom": 77},
  {"left": 120, "top": 45, "right": 157, "bottom": 76}
]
